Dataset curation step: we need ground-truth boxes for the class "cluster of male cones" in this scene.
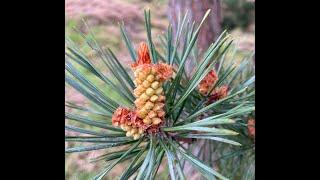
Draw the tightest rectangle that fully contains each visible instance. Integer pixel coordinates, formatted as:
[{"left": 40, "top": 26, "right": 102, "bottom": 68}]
[
  {"left": 112, "top": 42, "right": 230, "bottom": 140},
  {"left": 112, "top": 42, "right": 173, "bottom": 139},
  {"left": 198, "top": 68, "right": 229, "bottom": 103}
]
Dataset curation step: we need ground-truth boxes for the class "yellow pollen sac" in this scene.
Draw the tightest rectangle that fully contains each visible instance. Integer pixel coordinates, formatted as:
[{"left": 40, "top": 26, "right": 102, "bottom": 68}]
[
  {"left": 124, "top": 125, "right": 130, "bottom": 131},
  {"left": 138, "top": 128, "right": 144, "bottom": 134},
  {"left": 121, "top": 124, "right": 130, "bottom": 131},
  {"left": 126, "top": 126, "right": 132, "bottom": 131},
  {"left": 142, "top": 117, "right": 152, "bottom": 125},
  {"left": 146, "top": 74, "right": 155, "bottom": 82},
  {"left": 137, "top": 85, "right": 146, "bottom": 92},
  {"left": 155, "top": 87, "right": 163, "bottom": 95},
  {"left": 137, "top": 109, "right": 148, "bottom": 119},
  {"left": 145, "top": 88, "right": 155, "bottom": 96},
  {"left": 134, "top": 69, "right": 141, "bottom": 77},
  {"left": 140, "top": 93, "right": 149, "bottom": 101},
  {"left": 142, "top": 80, "right": 151, "bottom": 88},
  {"left": 120, "top": 124, "right": 126, "bottom": 130},
  {"left": 133, "top": 134, "right": 141, "bottom": 140},
  {"left": 151, "top": 67, "right": 157, "bottom": 75},
  {"left": 148, "top": 111, "right": 157, "bottom": 118},
  {"left": 117, "top": 119, "right": 142, "bottom": 139},
  {"left": 130, "top": 128, "right": 138, "bottom": 134},
  {"left": 157, "top": 110, "right": 165, "bottom": 117},
  {"left": 138, "top": 72, "right": 148, "bottom": 80},
  {"left": 144, "top": 101, "right": 154, "bottom": 110},
  {"left": 150, "top": 95, "right": 159, "bottom": 102},
  {"left": 134, "top": 72, "right": 138, "bottom": 78},
  {"left": 153, "top": 103, "right": 163, "bottom": 111},
  {"left": 157, "top": 95, "right": 165, "bottom": 102},
  {"left": 136, "top": 78, "right": 143, "bottom": 84},
  {"left": 126, "top": 131, "right": 133, "bottom": 137},
  {"left": 134, "top": 86, "right": 145, "bottom": 97},
  {"left": 151, "top": 81, "right": 160, "bottom": 89},
  {"left": 134, "top": 99, "right": 146, "bottom": 107},
  {"left": 152, "top": 118, "right": 162, "bottom": 125},
  {"left": 152, "top": 106, "right": 160, "bottom": 112}
]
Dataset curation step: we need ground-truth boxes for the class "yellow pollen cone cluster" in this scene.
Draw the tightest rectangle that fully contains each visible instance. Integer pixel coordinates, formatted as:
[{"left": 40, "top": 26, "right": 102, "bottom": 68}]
[
  {"left": 121, "top": 123, "right": 144, "bottom": 140},
  {"left": 112, "top": 42, "right": 173, "bottom": 139},
  {"left": 133, "top": 65, "right": 166, "bottom": 126},
  {"left": 111, "top": 108, "right": 145, "bottom": 140}
]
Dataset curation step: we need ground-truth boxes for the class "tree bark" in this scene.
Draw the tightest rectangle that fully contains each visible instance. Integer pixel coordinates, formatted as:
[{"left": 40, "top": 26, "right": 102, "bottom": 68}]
[{"left": 168, "top": 0, "right": 222, "bottom": 52}]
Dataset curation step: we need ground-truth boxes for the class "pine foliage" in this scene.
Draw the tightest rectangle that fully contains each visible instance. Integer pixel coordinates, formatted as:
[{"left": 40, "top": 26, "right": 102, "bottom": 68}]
[{"left": 65, "top": 9, "right": 255, "bottom": 180}]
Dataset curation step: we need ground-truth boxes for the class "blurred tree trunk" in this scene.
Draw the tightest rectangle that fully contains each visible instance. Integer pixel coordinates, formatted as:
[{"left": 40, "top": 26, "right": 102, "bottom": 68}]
[
  {"left": 168, "top": 1, "right": 222, "bottom": 177},
  {"left": 168, "top": 0, "right": 222, "bottom": 52}
]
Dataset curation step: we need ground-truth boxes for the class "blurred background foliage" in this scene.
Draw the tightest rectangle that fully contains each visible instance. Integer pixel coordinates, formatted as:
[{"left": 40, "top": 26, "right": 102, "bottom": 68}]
[
  {"left": 65, "top": 0, "right": 254, "bottom": 179},
  {"left": 222, "top": 0, "right": 255, "bottom": 30}
]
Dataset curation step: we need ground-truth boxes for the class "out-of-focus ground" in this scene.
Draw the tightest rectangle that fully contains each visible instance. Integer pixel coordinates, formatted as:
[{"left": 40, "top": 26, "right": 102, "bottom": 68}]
[{"left": 65, "top": 0, "right": 254, "bottom": 179}]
